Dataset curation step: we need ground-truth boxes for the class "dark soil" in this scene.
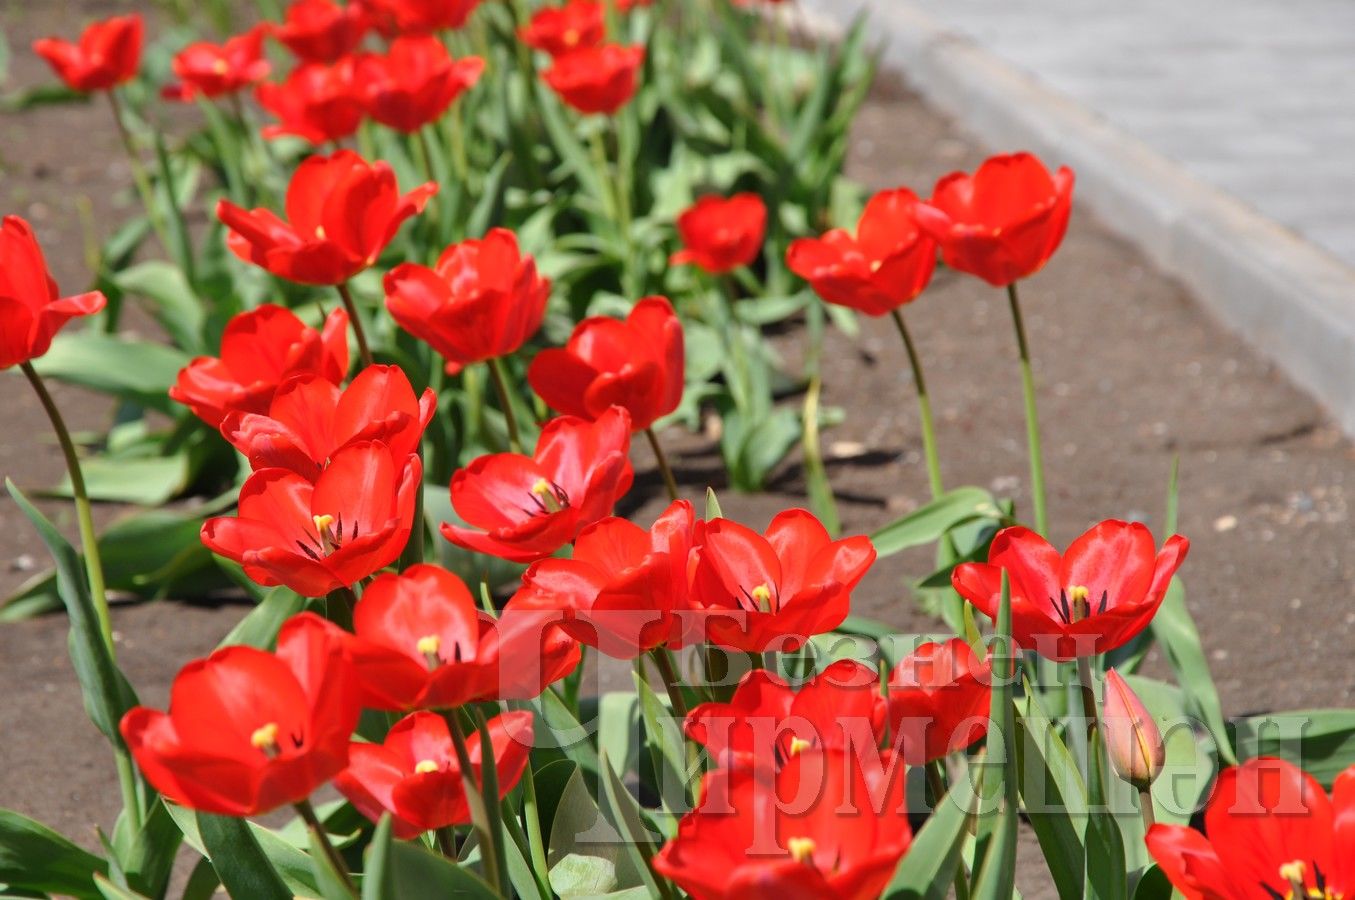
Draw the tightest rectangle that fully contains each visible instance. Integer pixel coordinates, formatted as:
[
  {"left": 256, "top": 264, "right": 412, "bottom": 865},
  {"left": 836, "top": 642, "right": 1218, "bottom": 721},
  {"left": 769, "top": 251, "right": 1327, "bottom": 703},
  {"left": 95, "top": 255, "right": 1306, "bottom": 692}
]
[{"left": 3, "top": 2, "right": 1354, "bottom": 896}]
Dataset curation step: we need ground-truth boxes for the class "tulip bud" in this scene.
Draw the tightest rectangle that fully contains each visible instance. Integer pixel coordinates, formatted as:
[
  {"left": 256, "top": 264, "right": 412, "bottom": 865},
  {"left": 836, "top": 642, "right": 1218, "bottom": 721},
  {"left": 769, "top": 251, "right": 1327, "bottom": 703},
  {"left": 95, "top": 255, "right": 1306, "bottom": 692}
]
[{"left": 1102, "top": 669, "right": 1165, "bottom": 790}]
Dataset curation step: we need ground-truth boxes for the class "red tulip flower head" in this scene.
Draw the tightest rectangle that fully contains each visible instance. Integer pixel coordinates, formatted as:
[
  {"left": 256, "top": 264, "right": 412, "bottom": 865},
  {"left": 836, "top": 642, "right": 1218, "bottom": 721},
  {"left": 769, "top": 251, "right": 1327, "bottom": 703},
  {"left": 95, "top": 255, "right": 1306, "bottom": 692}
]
[
  {"left": 0, "top": 216, "right": 106, "bottom": 371},
  {"left": 509, "top": 500, "right": 697, "bottom": 658},
  {"left": 671, "top": 194, "right": 767, "bottom": 274},
  {"left": 337, "top": 710, "right": 533, "bottom": 838},
  {"left": 222, "top": 364, "right": 435, "bottom": 479},
  {"left": 163, "top": 27, "right": 271, "bottom": 101},
  {"left": 952, "top": 520, "right": 1189, "bottom": 661},
  {"left": 520, "top": 2, "right": 606, "bottom": 57},
  {"left": 527, "top": 296, "right": 683, "bottom": 431},
  {"left": 219, "top": 149, "right": 436, "bottom": 285},
  {"left": 170, "top": 305, "right": 349, "bottom": 428},
  {"left": 685, "top": 661, "right": 885, "bottom": 769},
  {"left": 543, "top": 44, "right": 644, "bottom": 115},
  {"left": 256, "top": 60, "right": 366, "bottom": 145},
  {"left": 1147, "top": 757, "right": 1355, "bottom": 900},
  {"left": 33, "top": 14, "right": 142, "bottom": 93},
  {"left": 787, "top": 188, "right": 938, "bottom": 315},
  {"left": 913, "top": 152, "right": 1075, "bottom": 287},
  {"left": 443, "top": 407, "right": 634, "bottom": 563},
  {"left": 687, "top": 509, "right": 875, "bottom": 652},
  {"left": 271, "top": 0, "right": 370, "bottom": 62},
  {"left": 342, "top": 564, "right": 580, "bottom": 709},
  {"left": 120, "top": 612, "right": 360, "bottom": 816},
  {"left": 360, "top": 0, "right": 481, "bottom": 33},
  {"left": 384, "top": 228, "right": 550, "bottom": 374},
  {"left": 886, "top": 638, "right": 990, "bottom": 765},
  {"left": 202, "top": 442, "right": 421, "bottom": 596},
  {"left": 653, "top": 748, "right": 912, "bottom": 900},
  {"left": 357, "top": 36, "right": 484, "bottom": 133}
]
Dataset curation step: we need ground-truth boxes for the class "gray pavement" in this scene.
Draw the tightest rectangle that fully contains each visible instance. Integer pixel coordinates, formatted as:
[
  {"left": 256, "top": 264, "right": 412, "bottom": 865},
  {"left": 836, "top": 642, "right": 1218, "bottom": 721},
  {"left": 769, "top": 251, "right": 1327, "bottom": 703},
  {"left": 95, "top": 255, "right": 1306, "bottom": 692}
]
[{"left": 871, "top": 0, "right": 1355, "bottom": 269}]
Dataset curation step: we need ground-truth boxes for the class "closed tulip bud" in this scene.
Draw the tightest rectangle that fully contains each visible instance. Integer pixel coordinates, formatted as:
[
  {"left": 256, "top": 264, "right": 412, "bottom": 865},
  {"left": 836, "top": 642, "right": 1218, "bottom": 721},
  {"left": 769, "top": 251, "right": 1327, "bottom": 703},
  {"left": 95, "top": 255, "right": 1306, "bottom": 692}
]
[{"left": 1102, "top": 669, "right": 1164, "bottom": 790}]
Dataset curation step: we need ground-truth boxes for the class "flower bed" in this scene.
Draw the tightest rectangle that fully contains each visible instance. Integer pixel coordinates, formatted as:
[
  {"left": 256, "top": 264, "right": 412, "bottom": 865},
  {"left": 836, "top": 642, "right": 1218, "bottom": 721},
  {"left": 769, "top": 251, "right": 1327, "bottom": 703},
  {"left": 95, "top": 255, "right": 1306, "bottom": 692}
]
[{"left": 2, "top": 0, "right": 1353, "bottom": 898}]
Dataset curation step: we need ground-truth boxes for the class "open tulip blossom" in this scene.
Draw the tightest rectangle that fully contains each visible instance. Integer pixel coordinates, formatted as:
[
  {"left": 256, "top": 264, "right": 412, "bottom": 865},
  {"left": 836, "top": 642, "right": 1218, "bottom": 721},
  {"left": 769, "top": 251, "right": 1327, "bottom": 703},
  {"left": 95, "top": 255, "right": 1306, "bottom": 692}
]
[
  {"left": 256, "top": 59, "right": 366, "bottom": 144},
  {"left": 543, "top": 43, "right": 645, "bottom": 115},
  {"left": 270, "top": 0, "right": 370, "bottom": 63},
  {"left": 671, "top": 193, "right": 768, "bottom": 275},
  {"left": 520, "top": 1, "right": 607, "bottom": 57},
  {"left": 356, "top": 36, "right": 485, "bottom": 134},
  {"left": 0, "top": 216, "right": 106, "bottom": 371},
  {"left": 163, "top": 27, "right": 271, "bottom": 102},
  {"left": 33, "top": 14, "right": 142, "bottom": 93}
]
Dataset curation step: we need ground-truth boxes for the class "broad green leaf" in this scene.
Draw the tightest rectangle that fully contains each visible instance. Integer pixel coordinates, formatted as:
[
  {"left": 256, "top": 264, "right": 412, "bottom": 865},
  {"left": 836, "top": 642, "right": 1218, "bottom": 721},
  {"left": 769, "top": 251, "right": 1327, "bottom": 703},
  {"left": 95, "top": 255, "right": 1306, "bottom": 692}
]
[
  {"left": 363, "top": 814, "right": 498, "bottom": 900},
  {"left": 31, "top": 333, "right": 189, "bottom": 414},
  {"left": 598, "top": 753, "right": 665, "bottom": 899},
  {"left": 0, "top": 809, "right": 108, "bottom": 899},
  {"left": 112, "top": 261, "right": 204, "bottom": 353},
  {"left": 1016, "top": 680, "right": 1087, "bottom": 898},
  {"left": 1149, "top": 578, "right": 1236, "bottom": 765},
  {"left": 872, "top": 487, "right": 1002, "bottom": 558},
  {"left": 195, "top": 814, "right": 292, "bottom": 900},
  {"left": 882, "top": 781, "right": 977, "bottom": 899},
  {"left": 1230, "top": 708, "right": 1355, "bottom": 788},
  {"left": 219, "top": 586, "right": 307, "bottom": 650},
  {"left": 94, "top": 875, "right": 151, "bottom": 899},
  {"left": 169, "top": 806, "right": 317, "bottom": 897},
  {"left": 970, "top": 573, "right": 1017, "bottom": 900}
]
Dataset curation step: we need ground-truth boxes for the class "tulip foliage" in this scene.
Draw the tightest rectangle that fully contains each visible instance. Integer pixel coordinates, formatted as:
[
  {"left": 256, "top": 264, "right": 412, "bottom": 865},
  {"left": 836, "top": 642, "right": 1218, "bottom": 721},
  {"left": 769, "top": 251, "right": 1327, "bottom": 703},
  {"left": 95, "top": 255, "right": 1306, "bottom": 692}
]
[{"left": 3, "top": 0, "right": 1355, "bottom": 899}]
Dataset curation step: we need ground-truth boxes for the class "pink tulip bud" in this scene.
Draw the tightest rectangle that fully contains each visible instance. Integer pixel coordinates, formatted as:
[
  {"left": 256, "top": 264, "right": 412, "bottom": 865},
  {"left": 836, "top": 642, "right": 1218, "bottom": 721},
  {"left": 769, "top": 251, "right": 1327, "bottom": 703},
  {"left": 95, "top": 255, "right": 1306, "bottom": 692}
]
[{"left": 1102, "top": 669, "right": 1165, "bottom": 790}]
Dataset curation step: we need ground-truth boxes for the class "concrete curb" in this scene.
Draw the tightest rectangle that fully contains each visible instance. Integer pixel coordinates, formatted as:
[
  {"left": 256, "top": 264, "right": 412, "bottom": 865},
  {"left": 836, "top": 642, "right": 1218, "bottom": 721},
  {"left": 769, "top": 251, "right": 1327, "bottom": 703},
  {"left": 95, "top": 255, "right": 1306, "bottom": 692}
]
[{"left": 795, "top": 0, "right": 1355, "bottom": 434}]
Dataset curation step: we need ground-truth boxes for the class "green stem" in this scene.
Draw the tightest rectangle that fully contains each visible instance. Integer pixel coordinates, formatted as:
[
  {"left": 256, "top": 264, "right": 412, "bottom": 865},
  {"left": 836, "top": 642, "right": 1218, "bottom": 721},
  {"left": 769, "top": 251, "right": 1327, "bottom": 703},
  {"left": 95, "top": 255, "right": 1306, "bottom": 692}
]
[
  {"left": 520, "top": 762, "right": 552, "bottom": 895},
  {"left": 889, "top": 308, "right": 943, "bottom": 500},
  {"left": 1006, "top": 282, "right": 1048, "bottom": 535},
  {"left": 335, "top": 282, "right": 374, "bottom": 368},
  {"left": 295, "top": 799, "right": 357, "bottom": 896},
  {"left": 644, "top": 427, "right": 680, "bottom": 501},
  {"left": 446, "top": 712, "right": 503, "bottom": 895},
  {"left": 485, "top": 356, "right": 524, "bottom": 453},
  {"left": 1138, "top": 787, "right": 1156, "bottom": 831},
  {"left": 449, "top": 103, "right": 470, "bottom": 182},
  {"left": 436, "top": 825, "right": 457, "bottom": 858},
  {"left": 587, "top": 127, "right": 616, "bottom": 221},
  {"left": 106, "top": 90, "right": 172, "bottom": 256},
  {"left": 648, "top": 648, "right": 689, "bottom": 722}
]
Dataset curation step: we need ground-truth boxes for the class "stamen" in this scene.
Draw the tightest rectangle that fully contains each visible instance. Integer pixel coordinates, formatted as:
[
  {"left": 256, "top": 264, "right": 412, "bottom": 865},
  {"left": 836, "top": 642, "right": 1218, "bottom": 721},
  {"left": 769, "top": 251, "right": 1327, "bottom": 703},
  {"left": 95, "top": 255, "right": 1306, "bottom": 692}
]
[
  {"left": 1067, "top": 585, "right": 1091, "bottom": 622},
  {"left": 417, "top": 634, "right": 442, "bottom": 670},
  {"left": 787, "top": 837, "right": 817, "bottom": 866},
  {"left": 788, "top": 737, "right": 812, "bottom": 756},
  {"left": 750, "top": 583, "right": 773, "bottom": 612},
  {"left": 212, "top": 59, "right": 229, "bottom": 75},
  {"left": 1279, "top": 861, "right": 1307, "bottom": 897},
  {"left": 251, "top": 722, "right": 280, "bottom": 756},
  {"left": 530, "top": 479, "right": 565, "bottom": 514},
  {"left": 414, "top": 759, "right": 439, "bottom": 774}
]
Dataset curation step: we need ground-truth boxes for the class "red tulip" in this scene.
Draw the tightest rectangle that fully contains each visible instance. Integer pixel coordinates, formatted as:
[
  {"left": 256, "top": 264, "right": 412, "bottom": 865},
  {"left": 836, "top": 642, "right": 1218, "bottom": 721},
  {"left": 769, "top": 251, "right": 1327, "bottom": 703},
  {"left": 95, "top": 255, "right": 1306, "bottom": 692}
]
[
  {"left": 443, "top": 407, "right": 634, "bottom": 563},
  {"left": 356, "top": 36, "right": 484, "bottom": 133},
  {"left": 163, "top": 26, "right": 271, "bottom": 101},
  {"left": 913, "top": 152, "right": 1075, "bottom": 288},
  {"left": 685, "top": 661, "right": 885, "bottom": 768},
  {"left": 33, "top": 14, "right": 142, "bottom": 93},
  {"left": 170, "top": 305, "right": 349, "bottom": 428},
  {"left": 787, "top": 188, "right": 937, "bottom": 316},
  {"left": 202, "top": 441, "right": 421, "bottom": 596},
  {"left": 509, "top": 500, "right": 697, "bottom": 658},
  {"left": 526, "top": 296, "right": 683, "bottom": 431},
  {"left": 0, "top": 216, "right": 106, "bottom": 371},
  {"left": 336, "top": 710, "right": 533, "bottom": 838},
  {"left": 671, "top": 194, "right": 767, "bottom": 275},
  {"left": 344, "top": 564, "right": 581, "bottom": 709},
  {"left": 120, "top": 612, "right": 359, "bottom": 816},
  {"left": 543, "top": 44, "right": 644, "bottom": 115},
  {"left": 384, "top": 228, "right": 550, "bottom": 374},
  {"left": 687, "top": 509, "right": 875, "bottom": 652},
  {"left": 360, "top": 0, "right": 481, "bottom": 33},
  {"left": 271, "top": 0, "right": 370, "bottom": 63},
  {"left": 952, "top": 521, "right": 1189, "bottom": 661},
  {"left": 256, "top": 60, "right": 366, "bottom": 145},
  {"left": 1147, "top": 758, "right": 1355, "bottom": 900},
  {"left": 653, "top": 748, "right": 911, "bottom": 900},
  {"left": 520, "top": 2, "right": 605, "bottom": 57},
  {"left": 886, "top": 638, "right": 990, "bottom": 765},
  {"left": 219, "top": 149, "right": 436, "bottom": 285},
  {"left": 613, "top": 0, "right": 653, "bottom": 9},
  {"left": 222, "top": 364, "right": 435, "bottom": 479}
]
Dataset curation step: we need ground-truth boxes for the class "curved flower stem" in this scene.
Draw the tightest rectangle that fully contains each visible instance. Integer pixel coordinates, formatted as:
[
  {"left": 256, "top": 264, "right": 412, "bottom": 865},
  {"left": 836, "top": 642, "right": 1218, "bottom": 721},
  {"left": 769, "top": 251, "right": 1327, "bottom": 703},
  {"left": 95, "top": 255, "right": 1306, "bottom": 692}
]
[
  {"left": 1005, "top": 282, "right": 1048, "bottom": 535},
  {"left": 1138, "top": 787, "right": 1156, "bottom": 831},
  {"left": 436, "top": 825, "right": 457, "bottom": 858},
  {"left": 105, "top": 90, "right": 172, "bottom": 256},
  {"left": 335, "top": 282, "right": 374, "bottom": 368},
  {"left": 520, "top": 760, "right": 552, "bottom": 892},
  {"left": 643, "top": 427, "right": 680, "bottom": 501},
  {"left": 446, "top": 711, "right": 504, "bottom": 895},
  {"left": 888, "top": 308, "right": 943, "bottom": 499},
  {"left": 486, "top": 356, "right": 524, "bottom": 453},
  {"left": 295, "top": 798, "right": 357, "bottom": 897},
  {"left": 20, "top": 363, "right": 113, "bottom": 651},
  {"left": 648, "top": 647, "right": 690, "bottom": 722}
]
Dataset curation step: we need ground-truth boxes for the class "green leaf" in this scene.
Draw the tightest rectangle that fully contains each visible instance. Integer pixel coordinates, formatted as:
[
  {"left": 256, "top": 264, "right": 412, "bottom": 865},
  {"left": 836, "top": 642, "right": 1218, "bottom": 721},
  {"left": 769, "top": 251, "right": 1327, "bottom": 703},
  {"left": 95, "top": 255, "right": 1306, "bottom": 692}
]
[
  {"left": 703, "top": 487, "right": 723, "bottom": 520},
  {"left": 196, "top": 814, "right": 292, "bottom": 900},
  {"left": 882, "top": 782, "right": 977, "bottom": 899},
  {"left": 1015, "top": 681, "right": 1087, "bottom": 898},
  {"left": 167, "top": 805, "right": 318, "bottom": 898},
  {"left": 1149, "top": 578, "right": 1236, "bottom": 765},
  {"left": 597, "top": 753, "right": 665, "bottom": 899},
  {"left": 0, "top": 809, "right": 108, "bottom": 899},
  {"left": 363, "top": 814, "right": 498, "bottom": 900},
  {"left": 219, "top": 586, "right": 307, "bottom": 650},
  {"left": 57, "top": 454, "right": 193, "bottom": 506},
  {"left": 112, "top": 261, "right": 204, "bottom": 354},
  {"left": 1229, "top": 708, "right": 1355, "bottom": 788},
  {"left": 871, "top": 487, "right": 1002, "bottom": 558},
  {"left": 94, "top": 875, "right": 151, "bottom": 899},
  {"left": 6, "top": 480, "right": 137, "bottom": 743},
  {"left": 970, "top": 573, "right": 1017, "bottom": 900},
  {"left": 550, "top": 854, "right": 619, "bottom": 897},
  {"left": 31, "top": 333, "right": 190, "bottom": 414}
]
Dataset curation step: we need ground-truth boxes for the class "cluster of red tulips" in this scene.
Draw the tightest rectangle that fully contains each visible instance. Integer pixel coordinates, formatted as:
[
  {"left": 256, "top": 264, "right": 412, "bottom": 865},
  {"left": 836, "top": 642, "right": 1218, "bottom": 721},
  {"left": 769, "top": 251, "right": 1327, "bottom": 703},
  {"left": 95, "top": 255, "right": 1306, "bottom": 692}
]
[{"left": 5, "top": 0, "right": 1354, "bottom": 898}]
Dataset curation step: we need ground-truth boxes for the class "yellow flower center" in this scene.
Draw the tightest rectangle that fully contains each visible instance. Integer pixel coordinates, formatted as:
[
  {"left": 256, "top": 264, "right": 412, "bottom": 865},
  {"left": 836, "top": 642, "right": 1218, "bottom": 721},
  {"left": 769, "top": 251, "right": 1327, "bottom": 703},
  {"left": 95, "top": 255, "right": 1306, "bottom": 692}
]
[
  {"left": 788, "top": 737, "right": 812, "bottom": 756},
  {"left": 530, "top": 478, "right": 565, "bottom": 514},
  {"left": 750, "top": 583, "right": 773, "bottom": 611},
  {"left": 251, "top": 722, "right": 280, "bottom": 755},
  {"left": 212, "top": 58, "right": 229, "bottom": 75},
  {"left": 414, "top": 759, "right": 440, "bottom": 774},
  {"left": 786, "top": 836, "right": 817, "bottom": 866},
  {"left": 563, "top": 28, "right": 580, "bottom": 46},
  {"left": 417, "top": 634, "right": 442, "bottom": 669}
]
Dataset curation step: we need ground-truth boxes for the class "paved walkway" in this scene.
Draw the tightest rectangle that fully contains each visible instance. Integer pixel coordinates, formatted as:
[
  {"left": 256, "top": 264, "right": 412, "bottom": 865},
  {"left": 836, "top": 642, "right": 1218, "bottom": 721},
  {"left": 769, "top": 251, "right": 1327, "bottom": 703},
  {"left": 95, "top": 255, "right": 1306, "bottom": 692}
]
[{"left": 863, "top": 0, "right": 1355, "bottom": 269}]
